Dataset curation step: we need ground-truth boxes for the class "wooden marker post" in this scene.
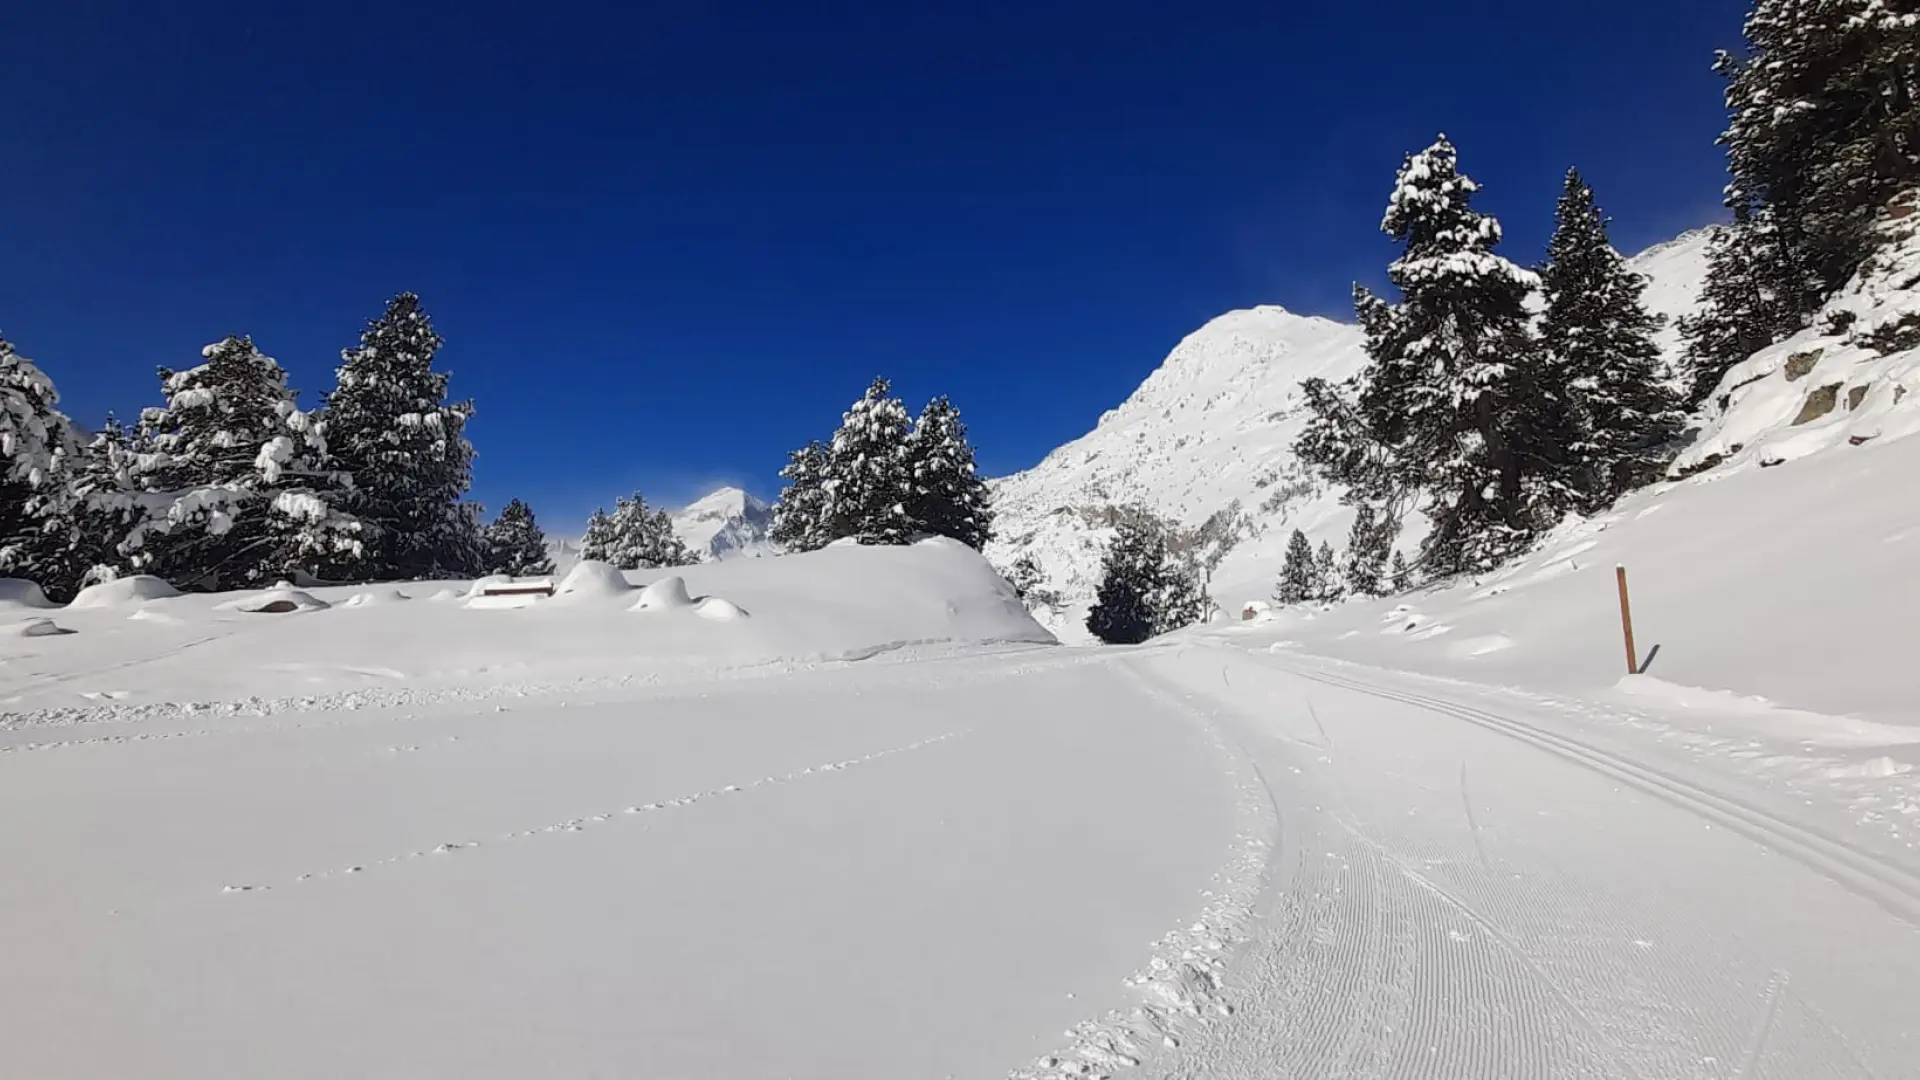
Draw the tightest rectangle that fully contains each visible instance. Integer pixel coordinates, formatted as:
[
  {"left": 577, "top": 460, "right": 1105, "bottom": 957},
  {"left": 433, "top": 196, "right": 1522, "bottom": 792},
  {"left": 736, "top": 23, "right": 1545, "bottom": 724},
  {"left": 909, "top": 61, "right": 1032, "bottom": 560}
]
[{"left": 1616, "top": 565, "right": 1638, "bottom": 676}]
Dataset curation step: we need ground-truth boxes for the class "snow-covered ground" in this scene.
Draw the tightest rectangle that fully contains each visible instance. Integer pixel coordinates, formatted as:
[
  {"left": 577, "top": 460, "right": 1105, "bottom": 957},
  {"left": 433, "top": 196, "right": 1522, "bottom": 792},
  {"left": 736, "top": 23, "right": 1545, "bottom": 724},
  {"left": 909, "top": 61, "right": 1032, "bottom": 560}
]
[{"left": 5, "top": 517, "right": 1920, "bottom": 1075}]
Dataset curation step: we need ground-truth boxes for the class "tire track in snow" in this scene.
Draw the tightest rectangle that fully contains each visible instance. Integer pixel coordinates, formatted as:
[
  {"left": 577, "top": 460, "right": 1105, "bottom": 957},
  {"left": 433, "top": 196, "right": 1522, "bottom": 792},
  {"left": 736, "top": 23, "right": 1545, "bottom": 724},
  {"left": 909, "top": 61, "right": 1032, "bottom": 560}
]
[
  {"left": 1265, "top": 661, "right": 1920, "bottom": 930},
  {"left": 216, "top": 730, "right": 969, "bottom": 894}
]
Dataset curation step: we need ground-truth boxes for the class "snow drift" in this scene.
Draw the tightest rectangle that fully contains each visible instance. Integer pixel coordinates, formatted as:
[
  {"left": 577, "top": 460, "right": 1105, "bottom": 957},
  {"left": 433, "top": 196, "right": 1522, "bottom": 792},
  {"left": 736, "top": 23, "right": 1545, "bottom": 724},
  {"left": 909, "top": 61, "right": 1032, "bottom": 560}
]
[
  {"left": 67, "top": 576, "right": 182, "bottom": 609},
  {"left": 0, "top": 579, "right": 53, "bottom": 610},
  {"left": 0, "top": 538, "right": 1052, "bottom": 711}
]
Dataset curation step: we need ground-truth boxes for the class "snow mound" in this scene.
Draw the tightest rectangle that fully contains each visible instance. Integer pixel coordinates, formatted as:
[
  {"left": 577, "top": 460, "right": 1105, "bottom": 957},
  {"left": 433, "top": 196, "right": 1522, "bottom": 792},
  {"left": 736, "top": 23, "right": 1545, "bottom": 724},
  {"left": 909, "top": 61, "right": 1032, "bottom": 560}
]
[
  {"left": 6, "top": 617, "right": 74, "bottom": 637},
  {"left": 552, "top": 561, "right": 630, "bottom": 602},
  {"left": 219, "top": 587, "right": 331, "bottom": 614},
  {"left": 426, "top": 588, "right": 464, "bottom": 602},
  {"left": 632, "top": 575, "right": 694, "bottom": 612},
  {"left": 694, "top": 597, "right": 749, "bottom": 621},
  {"left": 0, "top": 539, "right": 1053, "bottom": 710},
  {"left": 0, "top": 578, "right": 54, "bottom": 610},
  {"left": 465, "top": 574, "right": 514, "bottom": 598},
  {"left": 68, "top": 576, "right": 182, "bottom": 609},
  {"left": 342, "top": 589, "right": 411, "bottom": 608}
]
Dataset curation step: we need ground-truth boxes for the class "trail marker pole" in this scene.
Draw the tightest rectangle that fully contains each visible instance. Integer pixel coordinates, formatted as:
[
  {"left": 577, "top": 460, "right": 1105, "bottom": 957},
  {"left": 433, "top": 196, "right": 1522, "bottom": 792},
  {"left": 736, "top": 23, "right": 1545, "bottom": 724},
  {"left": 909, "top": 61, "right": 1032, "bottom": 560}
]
[{"left": 1616, "top": 565, "right": 1638, "bottom": 676}]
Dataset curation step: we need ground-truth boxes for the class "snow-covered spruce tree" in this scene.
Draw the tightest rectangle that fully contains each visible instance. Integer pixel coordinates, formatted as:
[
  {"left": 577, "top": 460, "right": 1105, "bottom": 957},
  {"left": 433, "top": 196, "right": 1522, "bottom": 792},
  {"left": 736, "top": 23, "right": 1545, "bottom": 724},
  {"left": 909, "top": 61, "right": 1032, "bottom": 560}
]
[
  {"left": 579, "top": 507, "right": 617, "bottom": 563},
  {"left": 126, "top": 336, "right": 361, "bottom": 591},
  {"left": 0, "top": 332, "right": 84, "bottom": 595},
  {"left": 770, "top": 440, "right": 830, "bottom": 553},
  {"left": 1297, "top": 136, "right": 1563, "bottom": 577},
  {"left": 1540, "top": 169, "right": 1685, "bottom": 509},
  {"left": 1719, "top": 0, "right": 1920, "bottom": 304},
  {"left": 1343, "top": 503, "right": 1397, "bottom": 597},
  {"left": 1389, "top": 549, "right": 1414, "bottom": 593},
  {"left": 819, "top": 378, "right": 913, "bottom": 546},
  {"left": 1086, "top": 517, "right": 1197, "bottom": 644},
  {"left": 1313, "top": 540, "right": 1344, "bottom": 603},
  {"left": 1685, "top": 0, "right": 1920, "bottom": 403},
  {"left": 23, "top": 415, "right": 142, "bottom": 600},
  {"left": 1007, "top": 553, "right": 1060, "bottom": 612},
  {"left": 482, "top": 498, "right": 554, "bottom": 576},
  {"left": 579, "top": 492, "right": 694, "bottom": 570},
  {"left": 1274, "top": 529, "right": 1317, "bottom": 605},
  {"left": 321, "top": 293, "right": 480, "bottom": 582},
  {"left": 903, "top": 396, "right": 993, "bottom": 550},
  {"left": 1680, "top": 204, "right": 1822, "bottom": 408}
]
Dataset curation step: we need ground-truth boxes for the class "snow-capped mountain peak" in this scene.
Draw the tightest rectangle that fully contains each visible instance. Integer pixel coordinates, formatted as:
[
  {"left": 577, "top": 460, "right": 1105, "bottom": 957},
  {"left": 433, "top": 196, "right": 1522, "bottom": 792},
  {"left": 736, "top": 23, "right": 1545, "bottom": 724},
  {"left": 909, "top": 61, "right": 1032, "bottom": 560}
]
[
  {"left": 671, "top": 486, "right": 775, "bottom": 561},
  {"left": 987, "top": 231, "right": 1719, "bottom": 641}
]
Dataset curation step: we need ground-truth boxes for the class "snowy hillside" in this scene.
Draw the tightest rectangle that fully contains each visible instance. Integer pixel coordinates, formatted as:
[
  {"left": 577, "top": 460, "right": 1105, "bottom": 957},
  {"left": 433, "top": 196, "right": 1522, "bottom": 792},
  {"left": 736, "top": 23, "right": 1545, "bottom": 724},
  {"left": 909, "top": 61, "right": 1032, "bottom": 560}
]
[
  {"left": 1674, "top": 204, "right": 1920, "bottom": 477},
  {"left": 670, "top": 486, "right": 775, "bottom": 561},
  {"left": 988, "top": 232, "right": 1718, "bottom": 639}
]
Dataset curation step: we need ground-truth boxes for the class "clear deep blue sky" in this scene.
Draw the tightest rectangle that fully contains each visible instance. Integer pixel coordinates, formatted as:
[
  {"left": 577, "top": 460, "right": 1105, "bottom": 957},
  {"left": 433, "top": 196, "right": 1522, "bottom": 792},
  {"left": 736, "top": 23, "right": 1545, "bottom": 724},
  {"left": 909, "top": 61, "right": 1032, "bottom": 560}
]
[{"left": 3, "top": 0, "right": 1748, "bottom": 527}]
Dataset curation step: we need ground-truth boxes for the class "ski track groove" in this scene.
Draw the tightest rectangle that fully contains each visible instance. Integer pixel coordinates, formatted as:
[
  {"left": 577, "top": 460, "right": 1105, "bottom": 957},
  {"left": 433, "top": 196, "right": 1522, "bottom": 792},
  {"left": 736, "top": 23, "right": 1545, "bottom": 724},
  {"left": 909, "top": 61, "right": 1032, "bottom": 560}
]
[
  {"left": 217, "top": 731, "right": 968, "bottom": 895},
  {"left": 1135, "top": 647, "right": 1821, "bottom": 1079},
  {"left": 1260, "top": 658, "right": 1920, "bottom": 931}
]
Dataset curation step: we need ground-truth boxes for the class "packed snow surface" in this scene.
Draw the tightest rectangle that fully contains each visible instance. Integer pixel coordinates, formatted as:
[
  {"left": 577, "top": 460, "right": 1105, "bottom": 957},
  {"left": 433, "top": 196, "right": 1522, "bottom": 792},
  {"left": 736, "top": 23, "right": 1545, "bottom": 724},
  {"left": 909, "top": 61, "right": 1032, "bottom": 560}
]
[{"left": 3, "top": 501, "right": 1919, "bottom": 1075}]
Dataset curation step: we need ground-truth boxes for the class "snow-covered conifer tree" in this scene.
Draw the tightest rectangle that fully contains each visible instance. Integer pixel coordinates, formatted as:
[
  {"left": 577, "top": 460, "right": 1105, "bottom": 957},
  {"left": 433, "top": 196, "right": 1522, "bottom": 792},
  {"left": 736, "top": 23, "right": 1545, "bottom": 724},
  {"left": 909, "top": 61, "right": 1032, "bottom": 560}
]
[
  {"left": 0, "top": 332, "right": 83, "bottom": 594},
  {"left": 22, "top": 415, "right": 142, "bottom": 600},
  {"left": 1540, "top": 169, "right": 1685, "bottom": 509},
  {"left": 1389, "top": 549, "right": 1414, "bottom": 593},
  {"left": 482, "top": 498, "right": 554, "bottom": 576},
  {"left": 1313, "top": 540, "right": 1344, "bottom": 602},
  {"left": 1087, "top": 518, "right": 1178, "bottom": 644},
  {"left": 579, "top": 507, "right": 617, "bottom": 563},
  {"left": 1343, "top": 504, "right": 1396, "bottom": 597},
  {"left": 903, "top": 396, "right": 993, "bottom": 550},
  {"left": 1274, "top": 529, "right": 1317, "bottom": 605},
  {"left": 819, "top": 378, "right": 912, "bottom": 546},
  {"left": 1685, "top": 0, "right": 1920, "bottom": 402},
  {"left": 1297, "top": 136, "right": 1560, "bottom": 576},
  {"left": 579, "top": 492, "right": 694, "bottom": 570},
  {"left": 770, "top": 440, "right": 830, "bottom": 553},
  {"left": 1680, "top": 210, "right": 1814, "bottom": 407},
  {"left": 322, "top": 293, "right": 480, "bottom": 581},
  {"left": 1007, "top": 553, "right": 1060, "bottom": 612},
  {"left": 126, "top": 336, "right": 361, "bottom": 591}
]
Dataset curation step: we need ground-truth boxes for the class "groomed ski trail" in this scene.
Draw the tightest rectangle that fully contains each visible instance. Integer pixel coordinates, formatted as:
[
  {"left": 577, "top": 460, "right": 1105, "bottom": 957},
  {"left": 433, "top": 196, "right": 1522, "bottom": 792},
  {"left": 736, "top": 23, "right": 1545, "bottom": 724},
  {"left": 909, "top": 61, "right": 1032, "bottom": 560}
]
[{"left": 1118, "top": 645, "right": 1920, "bottom": 1080}]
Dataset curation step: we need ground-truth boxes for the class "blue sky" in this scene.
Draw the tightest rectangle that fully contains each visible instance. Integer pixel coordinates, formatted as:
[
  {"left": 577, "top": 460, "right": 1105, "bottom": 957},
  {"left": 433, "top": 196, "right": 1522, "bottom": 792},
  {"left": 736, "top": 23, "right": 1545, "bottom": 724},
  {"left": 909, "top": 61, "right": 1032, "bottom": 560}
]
[{"left": 2, "top": 0, "right": 1748, "bottom": 528}]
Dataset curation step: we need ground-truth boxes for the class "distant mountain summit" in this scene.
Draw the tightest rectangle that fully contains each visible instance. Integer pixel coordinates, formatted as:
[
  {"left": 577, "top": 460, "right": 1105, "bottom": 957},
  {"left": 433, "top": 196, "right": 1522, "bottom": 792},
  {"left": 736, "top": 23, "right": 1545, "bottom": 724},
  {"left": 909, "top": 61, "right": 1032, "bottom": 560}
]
[
  {"left": 985, "top": 231, "right": 1719, "bottom": 640},
  {"left": 671, "top": 487, "right": 775, "bottom": 561}
]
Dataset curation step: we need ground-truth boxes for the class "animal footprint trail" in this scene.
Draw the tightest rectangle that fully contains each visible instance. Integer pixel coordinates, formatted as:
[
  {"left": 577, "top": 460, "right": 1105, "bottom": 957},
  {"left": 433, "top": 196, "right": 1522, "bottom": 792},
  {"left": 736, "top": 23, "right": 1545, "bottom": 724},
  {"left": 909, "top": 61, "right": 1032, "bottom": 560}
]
[{"left": 222, "top": 730, "right": 968, "bottom": 894}]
